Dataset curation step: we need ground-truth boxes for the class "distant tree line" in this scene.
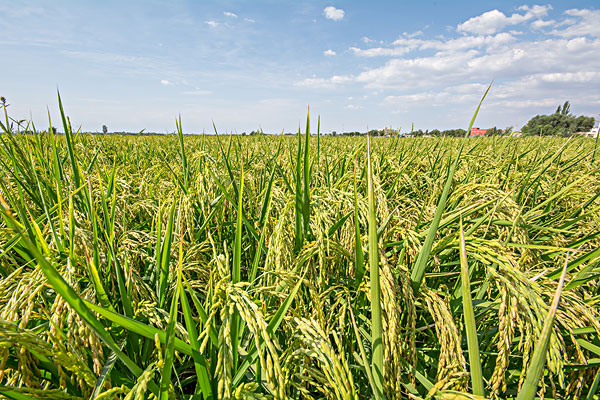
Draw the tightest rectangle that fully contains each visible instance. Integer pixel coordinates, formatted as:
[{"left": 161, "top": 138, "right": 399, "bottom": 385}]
[
  {"left": 324, "top": 127, "right": 509, "bottom": 137},
  {"left": 521, "top": 101, "right": 594, "bottom": 136},
  {"left": 3, "top": 95, "right": 594, "bottom": 138}
]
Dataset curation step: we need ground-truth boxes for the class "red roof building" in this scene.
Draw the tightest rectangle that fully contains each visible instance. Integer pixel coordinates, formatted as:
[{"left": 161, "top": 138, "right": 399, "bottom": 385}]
[{"left": 470, "top": 128, "right": 487, "bottom": 137}]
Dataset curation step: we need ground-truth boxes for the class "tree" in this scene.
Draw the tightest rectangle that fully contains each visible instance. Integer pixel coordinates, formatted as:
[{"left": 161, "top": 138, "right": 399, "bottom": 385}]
[
  {"left": 102, "top": 125, "right": 108, "bottom": 134},
  {"left": 487, "top": 126, "right": 502, "bottom": 136},
  {"left": 522, "top": 101, "right": 594, "bottom": 136},
  {"left": 556, "top": 101, "right": 570, "bottom": 115}
]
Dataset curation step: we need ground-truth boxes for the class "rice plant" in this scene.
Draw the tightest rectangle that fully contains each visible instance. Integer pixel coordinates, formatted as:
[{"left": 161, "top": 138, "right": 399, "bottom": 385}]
[{"left": 0, "top": 93, "right": 600, "bottom": 399}]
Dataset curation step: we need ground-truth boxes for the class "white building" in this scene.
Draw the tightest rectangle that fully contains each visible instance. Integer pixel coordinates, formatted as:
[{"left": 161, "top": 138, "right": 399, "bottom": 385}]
[{"left": 576, "top": 121, "right": 599, "bottom": 138}]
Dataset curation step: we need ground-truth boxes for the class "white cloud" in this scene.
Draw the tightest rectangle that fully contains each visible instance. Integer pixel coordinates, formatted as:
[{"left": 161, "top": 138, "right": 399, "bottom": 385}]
[
  {"left": 308, "top": 33, "right": 600, "bottom": 94},
  {"left": 323, "top": 49, "right": 336, "bottom": 56},
  {"left": 295, "top": 75, "right": 353, "bottom": 88},
  {"left": 323, "top": 6, "right": 345, "bottom": 21},
  {"left": 355, "top": 32, "right": 515, "bottom": 57},
  {"left": 531, "top": 19, "right": 556, "bottom": 29},
  {"left": 457, "top": 10, "right": 513, "bottom": 35},
  {"left": 551, "top": 9, "right": 600, "bottom": 37},
  {"left": 350, "top": 46, "right": 409, "bottom": 57},
  {"left": 536, "top": 71, "right": 600, "bottom": 83},
  {"left": 517, "top": 5, "right": 552, "bottom": 18},
  {"left": 566, "top": 37, "right": 589, "bottom": 51},
  {"left": 205, "top": 20, "right": 218, "bottom": 28},
  {"left": 244, "top": 18, "right": 255, "bottom": 23},
  {"left": 295, "top": 77, "right": 335, "bottom": 88},
  {"left": 224, "top": 11, "right": 238, "bottom": 18},
  {"left": 331, "top": 75, "right": 352, "bottom": 84},
  {"left": 160, "top": 80, "right": 171, "bottom": 86},
  {"left": 457, "top": 5, "right": 552, "bottom": 35},
  {"left": 403, "top": 30, "right": 423, "bottom": 38},
  {"left": 294, "top": 5, "right": 599, "bottom": 128}
]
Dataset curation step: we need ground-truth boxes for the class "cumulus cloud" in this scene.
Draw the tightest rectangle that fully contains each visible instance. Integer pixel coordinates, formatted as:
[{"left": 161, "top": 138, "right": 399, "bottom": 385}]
[
  {"left": 295, "top": 77, "right": 333, "bottom": 88},
  {"left": 323, "top": 49, "right": 336, "bottom": 56},
  {"left": 531, "top": 19, "right": 556, "bottom": 29},
  {"left": 205, "top": 20, "right": 218, "bottom": 28},
  {"left": 160, "top": 80, "right": 171, "bottom": 85},
  {"left": 298, "top": 5, "right": 600, "bottom": 126},
  {"left": 385, "top": 83, "right": 489, "bottom": 107},
  {"left": 403, "top": 30, "right": 423, "bottom": 38},
  {"left": 536, "top": 71, "right": 600, "bottom": 83},
  {"left": 517, "top": 5, "right": 553, "bottom": 18},
  {"left": 354, "top": 32, "right": 515, "bottom": 57},
  {"left": 302, "top": 34, "right": 600, "bottom": 97},
  {"left": 295, "top": 75, "right": 353, "bottom": 88},
  {"left": 457, "top": 10, "right": 513, "bottom": 35},
  {"left": 323, "top": 6, "right": 345, "bottom": 21},
  {"left": 224, "top": 11, "right": 238, "bottom": 18},
  {"left": 347, "top": 36, "right": 600, "bottom": 90},
  {"left": 457, "top": 5, "right": 552, "bottom": 35},
  {"left": 244, "top": 18, "right": 255, "bottom": 23},
  {"left": 350, "top": 46, "right": 409, "bottom": 57},
  {"left": 551, "top": 9, "right": 600, "bottom": 37}
]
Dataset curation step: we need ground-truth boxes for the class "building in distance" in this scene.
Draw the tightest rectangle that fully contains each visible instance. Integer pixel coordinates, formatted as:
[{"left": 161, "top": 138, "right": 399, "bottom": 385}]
[{"left": 470, "top": 128, "right": 487, "bottom": 137}]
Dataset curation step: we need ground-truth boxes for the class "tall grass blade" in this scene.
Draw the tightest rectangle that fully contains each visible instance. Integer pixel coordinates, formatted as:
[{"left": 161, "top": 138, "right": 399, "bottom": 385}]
[
  {"left": 207, "top": 167, "right": 259, "bottom": 242},
  {"left": 180, "top": 280, "right": 213, "bottom": 399},
  {"left": 4, "top": 213, "right": 145, "bottom": 379},
  {"left": 57, "top": 91, "right": 81, "bottom": 190},
  {"left": 459, "top": 219, "right": 484, "bottom": 396},
  {"left": 516, "top": 254, "right": 569, "bottom": 400},
  {"left": 231, "top": 159, "right": 244, "bottom": 368},
  {"left": 593, "top": 128, "right": 599, "bottom": 163},
  {"left": 158, "top": 201, "right": 176, "bottom": 307},
  {"left": 410, "top": 82, "right": 492, "bottom": 293},
  {"left": 302, "top": 108, "right": 311, "bottom": 240},
  {"left": 354, "top": 157, "right": 365, "bottom": 286},
  {"left": 348, "top": 300, "right": 382, "bottom": 400},
  {"left": 233, "top": 161, "right": 244, "bottom": 283},
  {"left": 159, "top": 217, "right": 184, "bottom": 400},
  {"left": 90, "top": 340, "right": 124, "bottom": 399},
  {"left": 366, "top": 133, "right": 384, "bottom": 398},
  {"left": 84, "top": 300, "right": 193, "bottom": 356},
  {"left": 586, "top": 369, "right": 600, "bottom": 400},
  {"left": 0, "top": 387, "right": 36, "bottom": 400},
  {"left": 295, "top": 122, "right": 304, "bottom": 252},
  {"left": 317, "top": 115, "right": 321, "bottom": 170},
  {"left": 232, "top": 270, "right": 305, "bottom": 386},
  {"left": 176, "top": 115, "right": 189, "bottom": 193}
]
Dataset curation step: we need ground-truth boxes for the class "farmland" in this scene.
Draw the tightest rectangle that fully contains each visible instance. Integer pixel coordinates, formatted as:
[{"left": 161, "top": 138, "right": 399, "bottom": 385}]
[{"left": 1, "top": 101, "right": 600, "bottom": 399}]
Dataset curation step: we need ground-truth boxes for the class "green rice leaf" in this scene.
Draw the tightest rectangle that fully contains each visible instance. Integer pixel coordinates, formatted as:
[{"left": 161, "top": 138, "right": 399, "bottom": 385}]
[
  {"left": 459, "top": 219, "right": 484, "bottom": 396},
  {"left": 516, "top": 254, "right": 569, "bottom": 400}
]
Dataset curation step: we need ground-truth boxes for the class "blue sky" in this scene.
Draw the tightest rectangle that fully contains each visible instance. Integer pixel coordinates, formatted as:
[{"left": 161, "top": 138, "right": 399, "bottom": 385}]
[{"left": 2, "top": 1, "right": 599, "bottom": 133}]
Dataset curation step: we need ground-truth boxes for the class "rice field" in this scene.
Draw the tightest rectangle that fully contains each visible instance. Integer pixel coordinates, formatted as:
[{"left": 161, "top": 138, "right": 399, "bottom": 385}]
[{"left": 1, "top": 97, "right": 600, "bottom": 400}]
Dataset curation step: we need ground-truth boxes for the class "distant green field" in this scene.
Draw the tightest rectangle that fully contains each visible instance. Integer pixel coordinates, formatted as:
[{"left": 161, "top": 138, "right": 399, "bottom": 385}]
[{"left": 1, "top": 106, "right": 600, "bottom": 399}]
